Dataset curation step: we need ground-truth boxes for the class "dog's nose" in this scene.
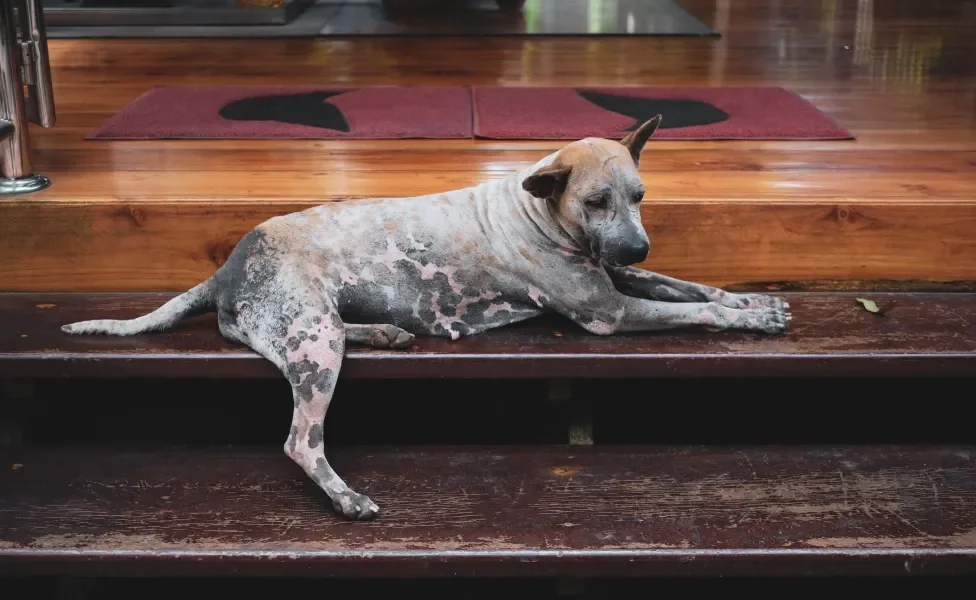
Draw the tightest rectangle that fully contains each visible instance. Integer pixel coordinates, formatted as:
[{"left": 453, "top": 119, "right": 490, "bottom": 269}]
[{"left": 618, "top": 239, "right": 650, "bottom": 265}]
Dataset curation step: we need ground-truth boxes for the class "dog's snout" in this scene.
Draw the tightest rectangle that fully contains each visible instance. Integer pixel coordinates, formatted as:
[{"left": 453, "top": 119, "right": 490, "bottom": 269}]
[{"left": 618, "top": 238, "right": 650, "bottom": 266}]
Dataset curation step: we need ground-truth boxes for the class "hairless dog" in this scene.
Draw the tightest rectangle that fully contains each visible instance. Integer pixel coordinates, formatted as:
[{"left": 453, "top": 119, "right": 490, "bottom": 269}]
[{"left": 63, "top": 116, "right": 790, "bottom": 520}]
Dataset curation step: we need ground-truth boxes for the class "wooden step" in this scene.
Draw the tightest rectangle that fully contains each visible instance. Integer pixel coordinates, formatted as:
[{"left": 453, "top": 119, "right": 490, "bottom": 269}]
[
  {"left": 3, "top": 163, "right": 975, "bottom": 292},
  {"left": 2, "top": 29, "right": 975, "bottom": 293},
  {"left": 2, "top": 445, "right": 974, "bottom": 577},
  {"left": 3, "top": 292, "right": 976, "bottom": 379}
]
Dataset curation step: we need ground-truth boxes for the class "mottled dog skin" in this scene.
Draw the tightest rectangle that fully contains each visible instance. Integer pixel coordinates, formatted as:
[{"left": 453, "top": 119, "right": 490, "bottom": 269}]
[{"left": 62, "top": 117, "right": 790, "bottom": 520}]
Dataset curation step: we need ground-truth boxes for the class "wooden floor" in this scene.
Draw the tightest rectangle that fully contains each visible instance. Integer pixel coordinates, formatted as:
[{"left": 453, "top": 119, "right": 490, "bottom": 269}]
[{"left": 2, "top": 0, "right": 975, "bottom": 292}]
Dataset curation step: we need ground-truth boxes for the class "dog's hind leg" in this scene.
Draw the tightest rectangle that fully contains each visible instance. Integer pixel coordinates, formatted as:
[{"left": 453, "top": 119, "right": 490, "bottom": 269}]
[
  {"left": 281, "top": 309, "right": 379, "bottom": 520},
  {"left": 233, "top": 288, "right": 378, "bottom": 520},
  {"left": 280, "top": 303, "right": 381, "bottom": 520}
]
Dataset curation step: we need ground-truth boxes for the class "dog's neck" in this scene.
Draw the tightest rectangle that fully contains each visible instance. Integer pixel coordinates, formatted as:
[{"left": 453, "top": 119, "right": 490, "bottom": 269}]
[
  {"left": 504, "top": 160, "right": 590, "bottom": 257},
  {"left": 523, "top": 190, "right": 588, "bottom": 252}
]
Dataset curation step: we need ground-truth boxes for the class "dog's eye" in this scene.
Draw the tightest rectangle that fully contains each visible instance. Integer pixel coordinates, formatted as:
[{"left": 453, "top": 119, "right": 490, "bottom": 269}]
[
  {"left": 633, "top": 190, "right": 645, "bottom": 203},
  {"left": 586, "top": 194, "right": 610, "bottom": 208}
]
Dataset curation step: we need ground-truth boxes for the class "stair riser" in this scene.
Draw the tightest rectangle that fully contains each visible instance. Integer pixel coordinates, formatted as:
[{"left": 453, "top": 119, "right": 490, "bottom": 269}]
[{"left": 1, "top": 202, "right": 973, "bottom": 292}]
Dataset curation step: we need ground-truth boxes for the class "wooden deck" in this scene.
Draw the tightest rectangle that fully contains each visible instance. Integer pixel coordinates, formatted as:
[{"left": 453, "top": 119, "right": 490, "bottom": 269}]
[{"left": 2, "top": 0, "right": 975, "bottom": 292}]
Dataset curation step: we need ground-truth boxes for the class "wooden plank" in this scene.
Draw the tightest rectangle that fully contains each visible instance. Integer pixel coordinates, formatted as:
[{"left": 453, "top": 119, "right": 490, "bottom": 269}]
[
  {"left": 1, "top": 445, "right": 974, "bottom": 577},
  {"left": 17, "top": 170, "right": 976, "bottom": 202},
  {"left": 2, "top": 292, "right": 976, "bottom": 379},
  {"left": 32, "top": 148, "right": 976, "bottom": 174},
  {"left": 32, "top": 130, "right": 976, "bottom": 152},
  {"left": 2, "top": 201, "right": 975, "bottom": 292}
]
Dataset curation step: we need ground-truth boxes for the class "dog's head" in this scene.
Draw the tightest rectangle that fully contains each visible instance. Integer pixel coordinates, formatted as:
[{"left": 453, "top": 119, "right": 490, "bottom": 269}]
[{"left": 521, "top": 115, "right": 661, "bottom": 267}]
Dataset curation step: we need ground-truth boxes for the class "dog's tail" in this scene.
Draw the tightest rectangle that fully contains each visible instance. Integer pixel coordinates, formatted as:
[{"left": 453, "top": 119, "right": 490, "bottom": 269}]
[{"left": 61, "top": 277, "right": 217, "bottom": 336}]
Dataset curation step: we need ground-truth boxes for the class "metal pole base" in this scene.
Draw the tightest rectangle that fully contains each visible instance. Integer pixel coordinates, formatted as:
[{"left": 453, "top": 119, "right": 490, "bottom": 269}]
[{"left": 0, "top": 173, "right": 50, "bottom": 195}]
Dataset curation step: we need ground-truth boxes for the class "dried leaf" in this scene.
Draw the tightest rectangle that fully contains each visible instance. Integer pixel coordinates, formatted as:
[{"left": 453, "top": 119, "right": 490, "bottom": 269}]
[
  {"left": 856, "top": 298, "right": 880, "bottom": 313},
  {"left": 551, "top": 465, "right": 583, "bottom": 476},
  {"left": 856, "top": 298, "right": 896, "bottom": 317}
]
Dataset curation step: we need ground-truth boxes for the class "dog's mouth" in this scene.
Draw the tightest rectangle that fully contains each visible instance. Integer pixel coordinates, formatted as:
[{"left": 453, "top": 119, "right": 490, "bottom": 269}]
[
  {"left": 593, "top": 243, "right": 629, "bottom": 268},
  {"left": 589, "top": 238, "right": 602, "bottom": 262},
  {"left": 603, "top": 257, "right": 635, "bottom": 268}
]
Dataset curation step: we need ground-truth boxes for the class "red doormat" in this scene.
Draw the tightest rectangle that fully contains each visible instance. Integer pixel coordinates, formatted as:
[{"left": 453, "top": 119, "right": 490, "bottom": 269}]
[
  {"left": 472, "top": 86, "right": 853, "bottom": 140},
  {"left": 88, "top": 86, "right": 474, "bottom": 140},
  {"left": 89, "top": 85, "right": 851, "bottom": 141}
]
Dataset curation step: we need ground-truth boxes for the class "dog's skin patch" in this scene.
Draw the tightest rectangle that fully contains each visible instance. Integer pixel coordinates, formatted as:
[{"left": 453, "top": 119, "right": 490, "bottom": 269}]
[
  {"left": 60, "top": 118, "right": 789, "bottom": 520},
  {"left": 308, "top": 424, "right": 324, "bottom": 449}
]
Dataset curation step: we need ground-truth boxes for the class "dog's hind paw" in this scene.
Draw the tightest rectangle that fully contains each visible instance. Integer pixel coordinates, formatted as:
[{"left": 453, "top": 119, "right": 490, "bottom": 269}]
[
  {"left": 369, "top": 324, "right": 415, "bottom": 349},
  {"left": 332, "top": 490, "right": 379, "bottom": 520},
  {"left": 346, "top": 323, "right": 416, "bottom": 349}
]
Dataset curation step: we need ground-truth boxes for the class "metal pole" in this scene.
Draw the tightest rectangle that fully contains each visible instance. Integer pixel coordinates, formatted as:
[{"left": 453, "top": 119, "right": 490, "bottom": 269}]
[
  {"left": 20, "top": 0, "right": 56, "bottom": 128},
  {"left": 1, "top": 0, "right": 52, "bottom": 195}
]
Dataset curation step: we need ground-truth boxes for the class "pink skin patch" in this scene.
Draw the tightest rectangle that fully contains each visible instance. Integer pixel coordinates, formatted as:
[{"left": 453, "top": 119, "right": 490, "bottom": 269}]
[
  {"left": 372, "top": 237, "right": 465, "bottom": 295},
  {"left": 699, "top": 307, "right": 722, "bottom": 328},
  {"left": 337, "top": 265, "right": 360, "bottom": 286},
  {"left": 527, "top": 286, "right": 548, "bottom": 309},
  {"left": 583, "top": 319, "right": 616, "bottom": 335},
  {"left": 284, "top": 309, "right": 334, "bottom": 365}
]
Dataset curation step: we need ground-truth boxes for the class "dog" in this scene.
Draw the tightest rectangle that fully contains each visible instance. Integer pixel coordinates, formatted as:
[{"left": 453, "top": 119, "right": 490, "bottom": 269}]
[{"left": 62, "top": 116, "right": 790, "bottom": 520}]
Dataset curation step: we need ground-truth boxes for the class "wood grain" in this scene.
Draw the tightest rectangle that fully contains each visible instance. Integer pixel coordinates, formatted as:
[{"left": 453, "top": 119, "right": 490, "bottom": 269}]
[
  {"left": 3, "top": 292, "right": 976, "bottom": 379},
  {"left": 3, "top": 201, "right": 975, "bottom": 292},
  {"left": 1, "top": 445, "right": 974, "bottom": 577},
  {"left": 17, "top": 170, "right": 976, "bottom": 202},
  {"left": 29, "top": 148, "right": 976, "bottom": 173},
  {"left": 2, "top": 0, "right": 976, "bottom": 291}
]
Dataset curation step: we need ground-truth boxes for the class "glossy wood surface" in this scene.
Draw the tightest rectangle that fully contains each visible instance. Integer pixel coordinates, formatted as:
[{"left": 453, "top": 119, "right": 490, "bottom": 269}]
[
  {"left": 1, "top": 0, "right": 975, "bottom": 291},
  {"left": 2, "top": 445, "right": 974, "bottom": 577},
  {"left": 4, "top": 291, "right": 976, "bottom": 378}
]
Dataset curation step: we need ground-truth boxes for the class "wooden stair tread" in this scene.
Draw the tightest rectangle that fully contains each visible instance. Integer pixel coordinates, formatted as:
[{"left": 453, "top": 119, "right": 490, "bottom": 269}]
[
  {"left": 2, "top": 445, "right": 974, "bottom": 577},
  {"left": 3, "top": 292, "right": 976, "bottom": 378}
]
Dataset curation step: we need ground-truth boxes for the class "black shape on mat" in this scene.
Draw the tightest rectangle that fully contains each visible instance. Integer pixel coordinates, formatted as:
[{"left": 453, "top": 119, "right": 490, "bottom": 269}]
[
  {"left": 219, "top": 91, "right": 352, "bottom": 132},
  {"left": 576, "top": 90, "right": 729, "bottom": 131}
]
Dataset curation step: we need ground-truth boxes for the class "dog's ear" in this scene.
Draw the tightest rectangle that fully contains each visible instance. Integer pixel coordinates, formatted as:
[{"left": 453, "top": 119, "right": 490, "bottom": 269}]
[
  {"left": 620, "top": 114, "right": 662, "bottom": 167},
  {"left": 522, "top": 163, "right": 572, "bottom": 201}
]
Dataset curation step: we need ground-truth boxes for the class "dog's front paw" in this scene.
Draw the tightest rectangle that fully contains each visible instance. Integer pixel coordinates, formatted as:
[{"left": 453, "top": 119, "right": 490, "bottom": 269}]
[
  {"left": 332, "top": 489, "right": 379, "bottom": 521},
  {"left": 721, "top": 292, "right": 789, "bottom": 312},
  {"left": 741, "top": 305, "right": 791, "bottom": 334}
]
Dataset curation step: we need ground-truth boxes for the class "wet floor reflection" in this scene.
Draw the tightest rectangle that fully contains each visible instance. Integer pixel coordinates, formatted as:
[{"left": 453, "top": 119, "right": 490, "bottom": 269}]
[{"left": 320, "top": 0, "right": 716, "bottom": 37}]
